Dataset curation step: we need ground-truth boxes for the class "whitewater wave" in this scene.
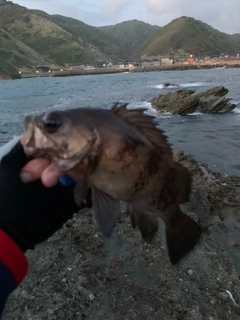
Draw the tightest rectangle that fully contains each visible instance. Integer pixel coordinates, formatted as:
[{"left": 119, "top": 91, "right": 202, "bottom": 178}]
[
  {"left": 149, "top": 82, "right": 206, "bottom": 90},
  {"left": 232, "top": 107, "right": 240, "bottom": 114},
  {"left": 181, "top": 82, "right": 206, "bottom": 87},
  {"left": 188, "top": 111, "right": 204, "bottom": 116},
  {"left": 129, "top": 101, "right": 158, "bottom": 115},
  {"left": 148, "top": 84, "right": 179, "bottom": 89},
  {"left": 231, "top": 100, "right": 240, "bottom": 105}
]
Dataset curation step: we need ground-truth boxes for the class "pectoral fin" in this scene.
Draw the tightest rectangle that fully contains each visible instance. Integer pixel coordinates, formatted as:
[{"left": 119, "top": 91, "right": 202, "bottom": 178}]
[
  {"left": 92, "top": 188, "right": 121, "bottom": 237},
  {"left": 73, "top": 177, "right": 89, "bottom": 207}
]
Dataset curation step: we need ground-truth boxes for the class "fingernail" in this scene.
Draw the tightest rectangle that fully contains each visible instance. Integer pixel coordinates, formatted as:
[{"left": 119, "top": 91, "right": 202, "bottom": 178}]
[{"left": 20, "top": 172, "right": 32, "bottom": 183}]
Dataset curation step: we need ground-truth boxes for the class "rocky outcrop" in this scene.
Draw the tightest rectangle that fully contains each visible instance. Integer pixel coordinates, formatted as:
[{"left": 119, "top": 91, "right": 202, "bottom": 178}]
[
  {"left": 3, "top": 148, "right": 240, "bottom": 320},
  {"left": 150, "top": 89, "right": 199, "bottom": 115},
  {"left": 150, "top": 85, "right": 236, "bottom": 115},
  {"left": 163, "top": 82, "right": 179, "bottom": 88}
]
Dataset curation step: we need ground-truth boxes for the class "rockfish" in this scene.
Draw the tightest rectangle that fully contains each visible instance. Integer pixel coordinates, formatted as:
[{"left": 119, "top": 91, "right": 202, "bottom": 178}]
[{"left": 20, "top": 104, "right": 201, "bottom": 264}]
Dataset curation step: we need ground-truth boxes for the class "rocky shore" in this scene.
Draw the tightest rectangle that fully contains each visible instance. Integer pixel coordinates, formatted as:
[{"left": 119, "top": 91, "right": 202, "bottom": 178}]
[
  {"left": 150, "top": 86, "right": 237, "bottom": 115},
  {"left": 2, "top": 149, "right": 240, "bottom": 320},
  {"left": 132, "top": 63, "right": 240, "bottom": 73}
]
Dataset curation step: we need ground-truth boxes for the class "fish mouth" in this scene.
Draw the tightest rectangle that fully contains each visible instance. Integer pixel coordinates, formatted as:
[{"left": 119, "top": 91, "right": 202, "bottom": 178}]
[
  {"left": 20, "top": 116, "right": 61, "bottom": 158},
  {"left": 20, "top": 116, "right": 97, "bottom": 172}
]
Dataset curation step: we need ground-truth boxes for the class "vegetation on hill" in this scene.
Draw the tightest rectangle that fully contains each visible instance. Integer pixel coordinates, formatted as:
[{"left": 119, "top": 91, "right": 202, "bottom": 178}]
[
  {"left": 0, "top": 3, "right": 106, "bottom": 67},
  {"left": 142, "top": 16, "right": 240, "bottom": 57},
  {"left": 0, "top": 27, "right": 51, "bottom": 74},
  {"left": 1, "top": 0, "right": 240, "bottom": 75},
  {"left": 30, "top": 12, "right": 123, "bottom": 61},
  {"left": 99, "top": 20, "right": 160, "bottom": 59}
]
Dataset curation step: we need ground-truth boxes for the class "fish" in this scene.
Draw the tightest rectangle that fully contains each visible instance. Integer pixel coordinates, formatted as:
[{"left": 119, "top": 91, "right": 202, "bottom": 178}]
[{"left": 20, "top": 103, "right": 202, "bottom": 264}]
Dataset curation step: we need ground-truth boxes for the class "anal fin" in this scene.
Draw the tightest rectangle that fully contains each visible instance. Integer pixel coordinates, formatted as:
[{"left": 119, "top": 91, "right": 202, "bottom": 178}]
[
  {"left": 164, "top": 204, "right": 202, "bottom": 265},
  {"left": 92, "top": 188, "right": 121, "bottom": 237},
  {"left": 129, "top": 209, "right": 159, "bottom": 243}
]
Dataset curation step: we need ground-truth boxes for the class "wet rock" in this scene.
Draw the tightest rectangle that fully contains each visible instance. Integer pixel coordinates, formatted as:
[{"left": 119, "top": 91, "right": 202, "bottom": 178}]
[
  {"left": 149, "top": 89, "right": 198, "bottom": 115},
  {"left": 172, "top": 147, "right": 184, "bottom": 161},
  {"left": 218, "top": 291, "right": 230, "bottom": 301},
  {"left": 150, "top": 85, "right": 236, "bottom": 115},
  {"left": 195, "top": 85, "right": 229, "bottom": 98},
  {"left": 2, "top": 149, "right": 240, "bottom": 320},
  {"left": 163, "top": 82, "right": 179, "bottom": 88},
  {"left": 198, "top": 96, "right": 236, "bottom": 113}
]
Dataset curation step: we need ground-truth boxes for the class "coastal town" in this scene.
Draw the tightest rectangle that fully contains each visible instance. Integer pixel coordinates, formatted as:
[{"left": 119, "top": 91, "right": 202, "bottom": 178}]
[{"left": 1, "top": 53, "right": 240, "bottom": 80}]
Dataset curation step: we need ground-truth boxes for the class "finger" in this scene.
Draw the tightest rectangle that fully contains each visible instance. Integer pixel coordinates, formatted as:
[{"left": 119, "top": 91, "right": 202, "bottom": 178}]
[
  {"left": 41, "top": 164, "right": 62, "bottom": 187},
  {"left": 20, "top": 158, "right": 50, "bottom": 183}
]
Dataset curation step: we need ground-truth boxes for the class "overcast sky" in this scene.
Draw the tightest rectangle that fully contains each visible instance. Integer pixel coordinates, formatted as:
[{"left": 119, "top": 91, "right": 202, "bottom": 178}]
[{"left": 14, "top": 0, "right": 240, "bottom": 34}]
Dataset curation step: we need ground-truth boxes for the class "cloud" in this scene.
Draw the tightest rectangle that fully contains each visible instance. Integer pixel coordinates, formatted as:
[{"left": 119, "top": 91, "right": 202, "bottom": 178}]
[
  {"left": 14, "top": 0, "right": 240, "bottom": 33},
  {"left": 102, "top": 0, "right": 136, "bottom": 15},
  {"left": 146, "top": 0, "right": 240, "bottom": 34}
]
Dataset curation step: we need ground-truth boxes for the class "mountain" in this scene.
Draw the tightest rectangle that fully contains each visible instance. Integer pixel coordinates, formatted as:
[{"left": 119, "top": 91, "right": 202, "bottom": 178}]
[
  {"left": 142, "top": 16, "right": 240, "bottom": 57},
  {"left": 99, "top": 20, "right": 160, "bottom": 59},
  {"left": 231, "top": 33, "right": 240, "bottom": 54},
  {"left": 30, "top": 11, "right": 123, "bottom": 61},
  {"left": 0, "top": 1, "right": 109, "bottom": 69},
  {"left": 1, "top": 1, "right": 240, "bottom": 75},
  {"left": 0, "top": 27, "right": 52, "bottom": 74}
]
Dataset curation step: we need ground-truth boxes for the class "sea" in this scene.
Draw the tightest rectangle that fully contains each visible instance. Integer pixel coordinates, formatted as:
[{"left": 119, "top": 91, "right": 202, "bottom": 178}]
[{"left": 0, "top": 68, "right": 240, "bottom": 177}]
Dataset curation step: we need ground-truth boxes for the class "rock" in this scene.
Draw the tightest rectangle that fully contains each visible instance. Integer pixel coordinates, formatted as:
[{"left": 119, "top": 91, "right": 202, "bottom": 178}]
[
  {"left": 163, "top": 82, "right": 179, "bottom": 88},
  {"left": 149, "top": 85, "right": 236, "bottom": 115},
  {"left": 149, "top": 89, "right": 198, "bottom": 115},
  {"left": 2, "top": 150, "right": 240, "bottom": 320},
  {"left": 218, "top": 291, "right": 230, "bottom": 301},
  {"left": 172, "top": 147, "right": 184, "bottom": 161},
  {"left": 187, "top": 270, "right": 194, "bottom": 276},
  {"left": 198, "top": 96, "right": 236, "bottom": 113},
  {"left": 195, "top": 85, "right": 229, "bottom": 98}
]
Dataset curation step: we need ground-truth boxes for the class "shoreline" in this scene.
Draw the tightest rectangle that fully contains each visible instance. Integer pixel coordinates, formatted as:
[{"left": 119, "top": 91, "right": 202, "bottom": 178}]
[
  {"left": 131, "top": 63, "right": 240, "bottom": 73},
  {"left": 2, "top": 148, "right": 240, "bottom": 319},
  {"left": 1, "top": 63, "right": 240, "bottom": 80}
]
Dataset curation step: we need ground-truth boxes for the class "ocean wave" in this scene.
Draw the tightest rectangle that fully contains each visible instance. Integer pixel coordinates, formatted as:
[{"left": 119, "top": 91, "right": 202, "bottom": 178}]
[
  {"left": 148, "top": 84, "right": 178, "bottom": 89},
  {"left": 181, "top": 82, "right": 206, "bottom": 87},
  {"left": 149, "top": 82, "right": 206, "bottom": 90},
  {"left": 231, "top": 100, "right": 240, "bottom": 105},
  {"left": 232, "top": 107, "right": 240, "bottom": 114},
  {"left": 128, "top": 101, "right": 158, "bottom": 115},
  {"left": 188, "top": 111, "right": 204, "bottom": 116},
  {"left": 128, "top": 101, "right": 174, "bottom": 118}
]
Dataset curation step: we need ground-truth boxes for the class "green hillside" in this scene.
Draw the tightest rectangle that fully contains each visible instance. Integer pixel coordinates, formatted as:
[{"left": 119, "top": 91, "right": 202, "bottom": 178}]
[
  {"left": 1, "top": 0, "right": 240, "bottom": 75},
  {"left": 30, "top": 12, "right": 123, "bottom": 61},
  {"left": 99, "top": 20, "right": 160, "bottom": 59},
  {"left": 0, "top": 2, "right": 107, "bottom": 67},
  {"left": 142, "top": 16, "right": 240, "bottom": 57},
  {"left": 0, "top": 27, "right": 52, "bottom": 74}
]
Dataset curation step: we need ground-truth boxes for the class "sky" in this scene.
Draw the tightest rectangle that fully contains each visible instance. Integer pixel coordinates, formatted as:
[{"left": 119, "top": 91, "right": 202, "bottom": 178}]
[{"left": 14, "top": 0, "right": 240, "bottom": 34}]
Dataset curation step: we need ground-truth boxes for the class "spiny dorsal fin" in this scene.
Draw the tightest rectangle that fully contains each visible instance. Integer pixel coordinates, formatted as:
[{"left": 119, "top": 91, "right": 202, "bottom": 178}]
[{"left": 112, "top": 103, "right": 172, "bottom": 156}]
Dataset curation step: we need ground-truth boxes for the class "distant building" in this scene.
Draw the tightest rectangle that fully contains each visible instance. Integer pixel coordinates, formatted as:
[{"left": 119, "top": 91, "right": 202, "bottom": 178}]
[
  {"left": 141, "top": 61, "right": 160, "bottom": 68},
  {"left": 36, "top": 66, "right": 50, "bottom": 72},
  {"left": 186, "top": 55, "right": 196, "bottom": 64},
  {"left": 160, "top": 58, "right": 173, "bottom": 65}
]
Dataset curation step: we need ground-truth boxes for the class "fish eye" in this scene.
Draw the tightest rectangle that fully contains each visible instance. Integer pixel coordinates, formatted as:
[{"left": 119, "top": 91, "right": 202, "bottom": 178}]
[{"left": 43, "top": 113, "right": 62, "bottom": 133}]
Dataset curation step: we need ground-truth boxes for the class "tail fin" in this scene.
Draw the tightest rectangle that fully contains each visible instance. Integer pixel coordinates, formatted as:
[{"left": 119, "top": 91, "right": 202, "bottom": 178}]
[
  {"left": 164, "top": 204, "right": 202, "bottom": 264},
  {"left": 129, "top": 210, "right": 159, "bottom": 243}
]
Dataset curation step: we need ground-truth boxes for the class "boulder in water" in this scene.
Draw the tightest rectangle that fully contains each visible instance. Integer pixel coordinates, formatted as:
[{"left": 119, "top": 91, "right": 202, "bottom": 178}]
[
  {"left": 163, "top": 82, "right": 179, "bottom": 88},
  {"left": 150, "top": 85, "right": 236, "bottom": 115},
  {"left": 149, "top": 89, "right": 199, "bottom": 115}
]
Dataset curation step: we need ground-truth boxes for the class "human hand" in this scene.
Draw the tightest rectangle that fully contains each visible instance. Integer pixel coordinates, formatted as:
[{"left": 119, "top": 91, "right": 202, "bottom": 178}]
[{"left": 0, "top": 137, "right": 91, "bottom": 252}]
